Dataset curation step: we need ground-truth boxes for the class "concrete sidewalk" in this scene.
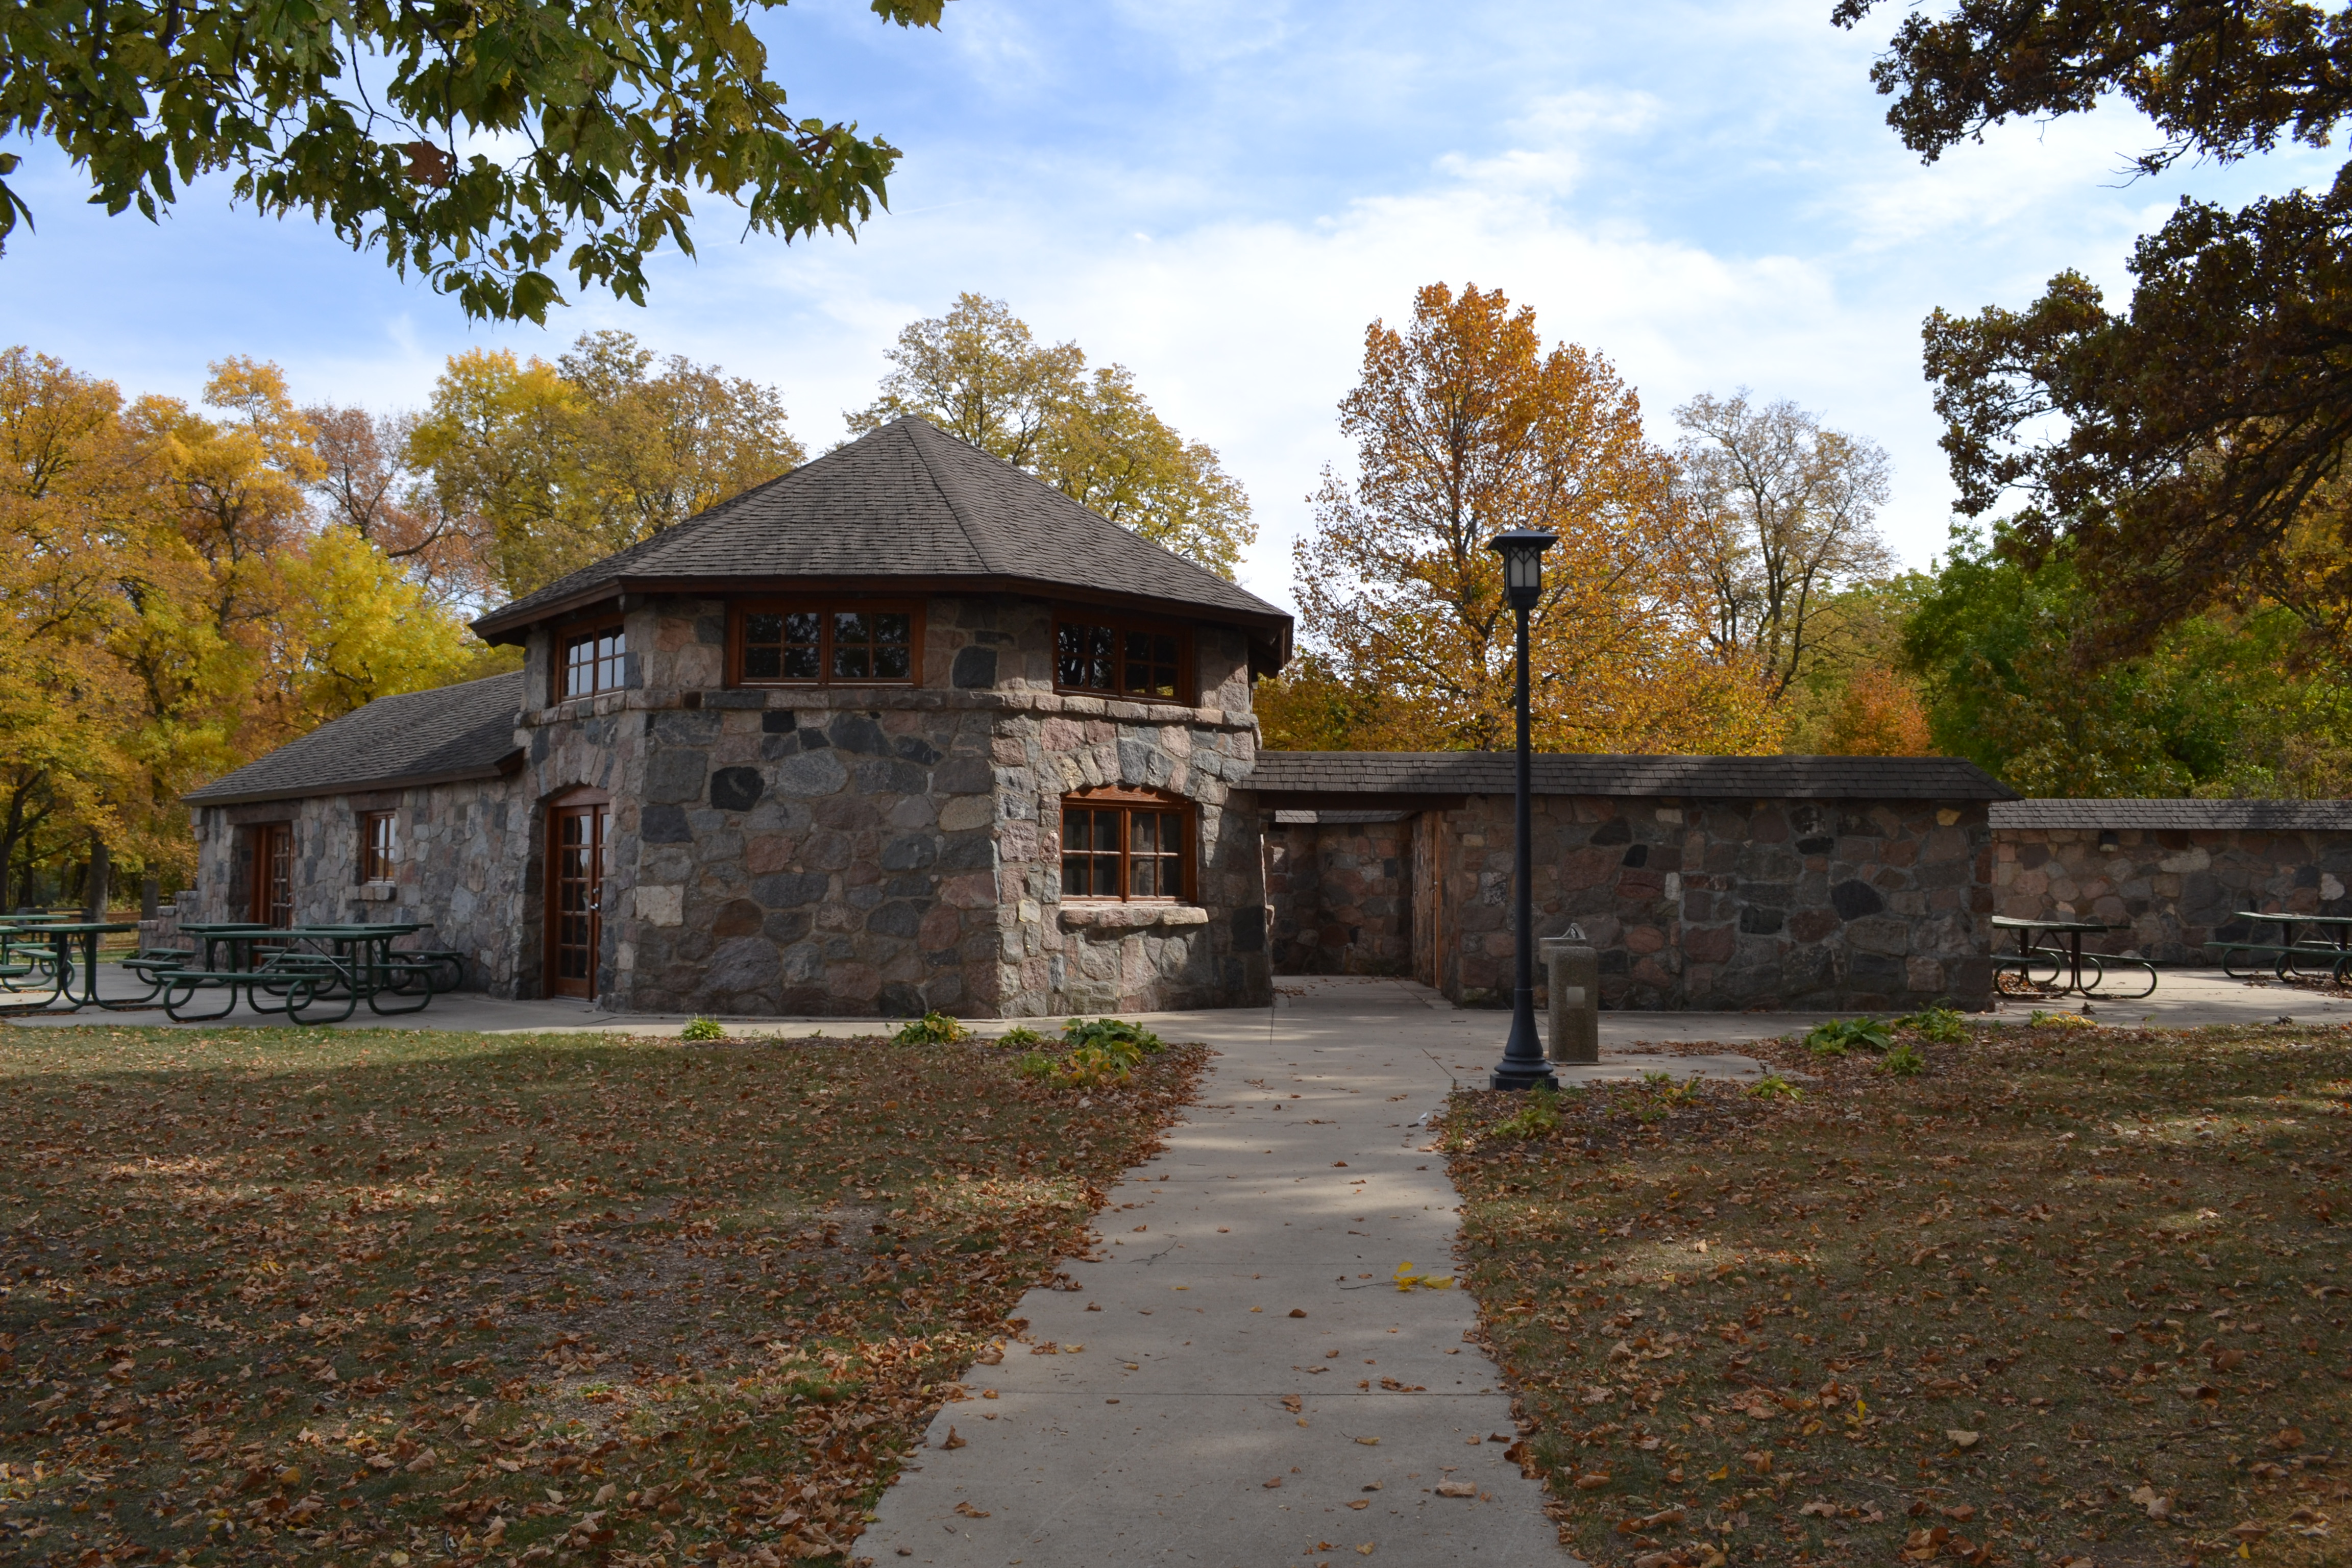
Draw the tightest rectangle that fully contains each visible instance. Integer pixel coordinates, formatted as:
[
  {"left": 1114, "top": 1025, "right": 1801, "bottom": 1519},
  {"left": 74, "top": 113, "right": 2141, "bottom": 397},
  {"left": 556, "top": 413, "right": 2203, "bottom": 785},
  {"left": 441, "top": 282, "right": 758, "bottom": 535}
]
[
  {"left": 19, "top": 964, "right": 2344, "bottom": 1040},
  {"left": 855, "top": 977, "right": 1584, "bottom": 1568}
]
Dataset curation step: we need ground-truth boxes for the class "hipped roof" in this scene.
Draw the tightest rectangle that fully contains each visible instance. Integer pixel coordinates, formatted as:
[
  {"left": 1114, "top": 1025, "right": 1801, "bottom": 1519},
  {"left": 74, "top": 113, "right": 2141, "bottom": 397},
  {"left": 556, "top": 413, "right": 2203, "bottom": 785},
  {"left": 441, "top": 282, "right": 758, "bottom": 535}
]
[{"left": 471, "top": 417, "right": 1291, "bottom": 657}]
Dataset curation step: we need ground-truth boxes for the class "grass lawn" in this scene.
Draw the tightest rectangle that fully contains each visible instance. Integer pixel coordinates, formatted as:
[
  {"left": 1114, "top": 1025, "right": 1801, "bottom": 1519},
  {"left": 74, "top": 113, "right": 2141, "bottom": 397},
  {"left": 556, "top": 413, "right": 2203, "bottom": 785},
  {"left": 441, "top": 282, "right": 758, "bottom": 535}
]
[
  {"left": 1443, "top": 1019, "right": 2352, "bottom": 1568},
  {"left": 0, "top": 1024, "right": 1203, "bottom": 1566}
]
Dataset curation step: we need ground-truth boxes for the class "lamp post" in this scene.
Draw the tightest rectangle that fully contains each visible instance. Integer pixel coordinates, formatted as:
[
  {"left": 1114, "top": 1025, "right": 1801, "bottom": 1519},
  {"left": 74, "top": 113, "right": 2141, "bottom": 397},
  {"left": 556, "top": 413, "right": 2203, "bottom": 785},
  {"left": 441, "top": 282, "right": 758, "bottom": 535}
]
[{"left": 1488, "top": 527, "right": 1558, "bottom": 1092}]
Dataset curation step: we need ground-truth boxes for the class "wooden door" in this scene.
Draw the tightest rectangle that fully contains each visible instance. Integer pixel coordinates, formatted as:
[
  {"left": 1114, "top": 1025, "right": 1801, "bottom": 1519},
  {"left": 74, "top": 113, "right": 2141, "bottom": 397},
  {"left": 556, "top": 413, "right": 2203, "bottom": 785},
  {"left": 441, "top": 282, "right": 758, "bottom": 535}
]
[
  {"left": 252, "top": 823, "right": 294, "bottom": 927},
  {"left": 548, "top": 802, "right": 608, "bottom": 998}
]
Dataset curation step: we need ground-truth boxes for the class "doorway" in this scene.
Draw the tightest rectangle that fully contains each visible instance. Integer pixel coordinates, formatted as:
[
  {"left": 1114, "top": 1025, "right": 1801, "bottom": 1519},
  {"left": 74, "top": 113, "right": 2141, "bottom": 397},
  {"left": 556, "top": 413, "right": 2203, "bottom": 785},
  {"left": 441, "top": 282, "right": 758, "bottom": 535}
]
[
  {"left": 547, "top": 797, "right": 609, "bottom": 999},
  {"left": 250, "top": 822, "right": 293, "bottom": 927}
]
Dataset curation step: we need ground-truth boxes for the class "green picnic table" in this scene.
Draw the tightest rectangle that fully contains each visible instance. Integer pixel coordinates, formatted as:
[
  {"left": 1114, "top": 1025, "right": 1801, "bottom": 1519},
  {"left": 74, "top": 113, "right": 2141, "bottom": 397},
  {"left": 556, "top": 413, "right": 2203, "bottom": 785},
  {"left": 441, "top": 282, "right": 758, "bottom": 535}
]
[
  {"left": 155, "top": 921, "right": 457, "bottom": 1023},
  {"left": 2209, "top": 910, "right": 2352, "bottom": 983},
  {"left": 1991, "top": 915, "right": 2158, "bottom": 999},
  {"left": 0, "top": 919, "right": 156, "bottom": 1012}
]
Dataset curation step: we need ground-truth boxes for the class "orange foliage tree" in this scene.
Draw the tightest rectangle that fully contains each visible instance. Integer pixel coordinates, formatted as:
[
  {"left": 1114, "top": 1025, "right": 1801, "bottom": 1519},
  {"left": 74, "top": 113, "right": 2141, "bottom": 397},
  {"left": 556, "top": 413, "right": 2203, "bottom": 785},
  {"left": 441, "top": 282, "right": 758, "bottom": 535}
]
[{"left": 1287, "top": 283, "right": 1775, "bottom": 754}]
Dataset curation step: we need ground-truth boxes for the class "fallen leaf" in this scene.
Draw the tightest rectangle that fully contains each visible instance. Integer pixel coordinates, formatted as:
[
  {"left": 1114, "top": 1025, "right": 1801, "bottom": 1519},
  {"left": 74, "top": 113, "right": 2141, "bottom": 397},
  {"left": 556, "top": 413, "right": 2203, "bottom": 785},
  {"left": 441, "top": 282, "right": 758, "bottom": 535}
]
[
  {"left": 1946, "top": 1429, "right": 1981, "bottom": 1450},
  {"left": 1264, "top": 1477, "right": 1282, "bottom": 1489},
  {"left": 942, "top": 1427, "right": 967, "bottom": 1450},
  {"left": 1574, "top": 1474, "right": 1610, "bottom": 1490},
  {"left": 1799, "top": 1499, "right": 1839, "bottom": 1517},
  {"left": 953, "top": 1501, "right": 990, "bottom": 1518},
  {"left": 1290, "top": 1308, "right": 1309, "bottom": 1318},
  {"left": 1436, "top": 1481, "right": 1478, "bottom": 1498}
]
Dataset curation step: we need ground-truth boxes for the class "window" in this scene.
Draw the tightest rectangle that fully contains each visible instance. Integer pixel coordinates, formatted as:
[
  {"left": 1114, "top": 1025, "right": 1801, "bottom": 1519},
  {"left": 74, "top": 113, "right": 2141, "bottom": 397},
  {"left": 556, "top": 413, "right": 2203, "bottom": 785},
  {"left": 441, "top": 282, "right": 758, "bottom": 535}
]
[
  {"left": 1061, "top": 791, "right": 1189, "bottom": 901},
  {"left": 734, "top": 603, "right": 919, "bottom": 685},
  {"left": 1054, "top": 615, "right": 1186, "bottom": 700},
  {"left": 359, "top": 811, "right": 397, "bottom": 883},
  {"left": 560, "top": 622, "right": 627, "bottom": 699}
]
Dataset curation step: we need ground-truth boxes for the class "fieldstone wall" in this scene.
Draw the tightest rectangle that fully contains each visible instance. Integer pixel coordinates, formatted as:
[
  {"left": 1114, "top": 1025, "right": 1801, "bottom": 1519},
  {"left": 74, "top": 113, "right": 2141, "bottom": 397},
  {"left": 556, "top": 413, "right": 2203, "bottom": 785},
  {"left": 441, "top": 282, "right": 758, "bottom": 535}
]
[
  {"left": 573, "top": 592, "right": 1269, "bottom": 1018},
  {"left": 1388, "top": 796, "right": 1994, "bottom": 1011},
  {"left": 1992, "top": 828, "right": 2352, "bottom": 961},
  {"left": 186, "top": 776, "right": 529, "bottom": 992},
  {"left": 1266, "top": 817, "right": 1412, "bottom": 974}
]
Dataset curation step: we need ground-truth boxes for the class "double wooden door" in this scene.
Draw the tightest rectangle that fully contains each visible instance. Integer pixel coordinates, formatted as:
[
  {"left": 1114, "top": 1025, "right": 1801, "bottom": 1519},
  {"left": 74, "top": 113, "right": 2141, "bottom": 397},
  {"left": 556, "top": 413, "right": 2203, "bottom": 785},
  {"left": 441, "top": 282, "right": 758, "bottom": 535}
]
[{"left": 548, "top": 801, "right": 609, "bottom": 998}]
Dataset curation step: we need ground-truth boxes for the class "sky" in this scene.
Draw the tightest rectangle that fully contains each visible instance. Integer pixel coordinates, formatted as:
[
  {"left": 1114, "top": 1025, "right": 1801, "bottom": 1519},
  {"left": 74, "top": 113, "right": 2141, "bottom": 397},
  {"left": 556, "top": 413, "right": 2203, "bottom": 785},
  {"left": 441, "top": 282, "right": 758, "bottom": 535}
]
[{"left": 4, "top": 0, "right": 2335, "bottom": 616}]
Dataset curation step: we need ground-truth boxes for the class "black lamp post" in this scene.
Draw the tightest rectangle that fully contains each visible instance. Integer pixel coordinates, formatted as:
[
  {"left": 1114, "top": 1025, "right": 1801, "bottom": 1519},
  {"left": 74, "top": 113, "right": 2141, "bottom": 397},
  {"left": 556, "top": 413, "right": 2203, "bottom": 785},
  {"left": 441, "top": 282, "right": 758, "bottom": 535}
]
[{"left": 1488, "top": 527, "right": 1558, "bottom": 1092}]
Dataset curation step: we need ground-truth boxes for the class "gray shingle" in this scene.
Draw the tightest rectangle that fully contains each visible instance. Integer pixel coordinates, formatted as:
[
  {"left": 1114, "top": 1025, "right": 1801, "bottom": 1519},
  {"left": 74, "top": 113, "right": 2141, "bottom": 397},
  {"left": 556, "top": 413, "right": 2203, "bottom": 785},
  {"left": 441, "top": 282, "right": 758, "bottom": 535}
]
[
  {"left": 1245, "top": 751, "right": 2014, "bottom": 801},
  {"left": 184, "top": 673, "right": 524, "bottom": 805},
  {"left": 473, "top": 418, "right": 1290, "bottom": 643},
  {"left": 1990, "top": 798, "right": 2352, "bottom": 831}
]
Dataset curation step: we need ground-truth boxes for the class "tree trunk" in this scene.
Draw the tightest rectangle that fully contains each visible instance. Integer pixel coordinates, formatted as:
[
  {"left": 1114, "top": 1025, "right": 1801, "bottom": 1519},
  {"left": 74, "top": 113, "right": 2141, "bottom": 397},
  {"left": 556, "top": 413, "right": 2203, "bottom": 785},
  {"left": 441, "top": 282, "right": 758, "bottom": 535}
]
[
  {"left": 142, "top": 875, "right": 160, "bottom": 921},
  {"left": 84, "top": 838, "right": 111, "bottom": 921}
]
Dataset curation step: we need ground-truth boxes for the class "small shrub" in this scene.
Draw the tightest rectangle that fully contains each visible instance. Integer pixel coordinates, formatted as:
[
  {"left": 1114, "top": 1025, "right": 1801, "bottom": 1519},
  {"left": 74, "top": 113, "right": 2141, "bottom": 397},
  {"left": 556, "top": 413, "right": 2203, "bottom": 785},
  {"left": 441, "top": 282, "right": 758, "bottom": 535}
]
[
  {"left": 1897, "top": 1005, "right": 1968, "bottom": 1044},
  {"left": 1805, "top": 1017, "right": 1893, "bottom": 1057},
  {"left": 996, "top": 1026, "right": 1048, "bottom": 1048},
  {"left": 1493, "top": 1085, "right": 1562, "bottom": 1139},
  {"left": 1018, "top": 1044, "right": 1132, "bottom": 1091},
  {"left": 893, "top": 1011, "right": 970, "bottom": 1045},
  {"left": 1064, "top": 1017, "right": 1165, "bottom": 1057},
  {"left": 1880, "top": 1042, "right": 1927, "bottom": 1077},
  {"left": 1748, "top": 1072, "right": 1803, "bottom": 1101},
  {"left": 679, "top": 1016, "right": 725, "bottom": 1042}
]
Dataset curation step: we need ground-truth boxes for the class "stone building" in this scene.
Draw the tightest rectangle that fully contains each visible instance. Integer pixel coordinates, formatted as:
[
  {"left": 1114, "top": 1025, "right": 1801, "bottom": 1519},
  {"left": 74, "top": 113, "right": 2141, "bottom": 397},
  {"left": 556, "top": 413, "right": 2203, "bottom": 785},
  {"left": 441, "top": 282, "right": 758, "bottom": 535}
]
[
  {"left": 1989, "top": 798, "right": 2352, "bottom": 962},
  {"left": 1256, "top": 753, "right": 2013, "bottom": 1011},
  {"left": 182, "top": 418, "right": 1291, "bottom": 1018}
]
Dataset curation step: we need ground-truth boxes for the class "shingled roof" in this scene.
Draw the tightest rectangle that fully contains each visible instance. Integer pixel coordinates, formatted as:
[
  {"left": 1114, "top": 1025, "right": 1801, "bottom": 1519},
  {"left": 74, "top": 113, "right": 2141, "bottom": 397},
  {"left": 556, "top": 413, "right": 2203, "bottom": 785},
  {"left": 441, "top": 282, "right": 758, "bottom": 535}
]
[
  {"left": 1991, "top": 798, "right": 2352, "bottom": 831},
  {"left": 184, "top": 673, "right": 525, "bottom": 806},
  {"left": 471, "top": 418, "right": 1291, "bottom": 653},
  {"left": 1244, "top": 752, "right": 2014, "bottom": 801}
]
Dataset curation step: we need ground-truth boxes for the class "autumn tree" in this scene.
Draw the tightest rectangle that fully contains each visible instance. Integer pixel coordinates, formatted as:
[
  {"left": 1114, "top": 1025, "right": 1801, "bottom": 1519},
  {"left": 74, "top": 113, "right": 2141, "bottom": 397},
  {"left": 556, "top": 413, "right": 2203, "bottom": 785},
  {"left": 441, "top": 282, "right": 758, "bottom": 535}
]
[
  {"left": 1290, "top": 282, "right": 1775, "bottom": 755},
  {"left": 306, "top": 403, "right": 493, "bottom": 606},
  {"left": 0, "top": 346, "right": 508, "bottom": 901},
  {"left": 0, "top": 0, "right": 947, "bottom": 321},
  {"left": 408, "top": 331, "right": 805, "bottom": 598},
  {"left": 845, "top": 294, "right": 1258, "bottom": 579},
  {"left": 1837, "top": 0, "right": 2352, "bottom": 658},
  {"left": 1674, "top": 391, "right": 1894, "bottom": 703}
]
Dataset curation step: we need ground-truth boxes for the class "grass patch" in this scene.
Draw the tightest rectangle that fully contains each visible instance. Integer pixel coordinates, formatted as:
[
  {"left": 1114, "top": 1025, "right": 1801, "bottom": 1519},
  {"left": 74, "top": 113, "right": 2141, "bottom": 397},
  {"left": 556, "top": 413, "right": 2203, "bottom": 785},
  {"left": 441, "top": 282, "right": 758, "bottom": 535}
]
[
  {"left": 1444, "top": 1023, "right": 2352, "bottom": 1566},
  {"left": 0, "top": 1025, "right": 1205, "bottom": 1565}
]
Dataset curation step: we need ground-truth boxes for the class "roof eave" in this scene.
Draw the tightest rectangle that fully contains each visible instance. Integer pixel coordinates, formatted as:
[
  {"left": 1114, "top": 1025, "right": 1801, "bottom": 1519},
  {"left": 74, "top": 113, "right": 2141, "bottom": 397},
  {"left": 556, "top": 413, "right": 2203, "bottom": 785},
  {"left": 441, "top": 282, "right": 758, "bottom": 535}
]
[
  {"left": 473, "top": 573, "right": 1294, "bottom": 646},
  {"left": 183, "top": 752, "right": 526, "bottom": 809}
]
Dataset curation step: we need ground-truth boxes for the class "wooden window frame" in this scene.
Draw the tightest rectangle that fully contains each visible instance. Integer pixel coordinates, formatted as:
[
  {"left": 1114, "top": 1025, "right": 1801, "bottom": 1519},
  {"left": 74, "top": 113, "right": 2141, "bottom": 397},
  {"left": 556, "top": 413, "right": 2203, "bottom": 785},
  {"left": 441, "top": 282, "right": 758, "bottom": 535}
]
[
  {"left": 1059, "top": 787, "right": 1194, "bottom": 903},
  {"left": 358, "top": 810, "right": 397, "bottom": 884},
  {"left": 555, "top": 618, "right": 628, "bottom": 703},
  {"left": 728, "top": 599, "right": 925, "bottom": 688},
  {"left": 1051, "top": 609, "right": 1193, "bottom": 704}
]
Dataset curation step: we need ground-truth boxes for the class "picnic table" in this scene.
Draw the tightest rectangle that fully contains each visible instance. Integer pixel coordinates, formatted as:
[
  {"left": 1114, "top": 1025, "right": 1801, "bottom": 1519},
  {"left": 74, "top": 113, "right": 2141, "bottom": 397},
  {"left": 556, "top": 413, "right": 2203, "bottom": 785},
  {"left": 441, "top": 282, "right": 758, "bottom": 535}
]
[
  {"left": 153, "top": 921, "right": 460, "bottom": 1023},
  {"left": 2209, "top": 910, "right": 2352, "bottom": 983},
  {"left": 1990, "top": 915, "right": 2159, "bottom": 999},
  {"left": 0, "top": 920, "right": 155, "bottom": 1012}
]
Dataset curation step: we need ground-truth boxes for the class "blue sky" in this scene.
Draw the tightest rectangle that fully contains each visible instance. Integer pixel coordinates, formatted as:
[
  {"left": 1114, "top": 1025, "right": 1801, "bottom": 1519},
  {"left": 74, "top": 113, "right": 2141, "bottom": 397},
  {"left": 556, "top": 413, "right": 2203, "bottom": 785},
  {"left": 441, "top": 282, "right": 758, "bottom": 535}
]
[{"left": 5, "top": 0, "right": 2334, "bottom": 613}]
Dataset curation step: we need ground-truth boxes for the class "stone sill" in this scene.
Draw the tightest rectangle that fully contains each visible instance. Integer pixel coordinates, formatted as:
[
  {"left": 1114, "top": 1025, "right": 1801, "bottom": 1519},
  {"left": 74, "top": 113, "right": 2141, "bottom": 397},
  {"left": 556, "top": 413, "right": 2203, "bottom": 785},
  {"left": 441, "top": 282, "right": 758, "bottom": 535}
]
[
  {"left": 352, "top": 882, "right": 398, "bottom": 902},
  {"left": 1058, "top": 902, "right": 1211, "bottom": 932}
]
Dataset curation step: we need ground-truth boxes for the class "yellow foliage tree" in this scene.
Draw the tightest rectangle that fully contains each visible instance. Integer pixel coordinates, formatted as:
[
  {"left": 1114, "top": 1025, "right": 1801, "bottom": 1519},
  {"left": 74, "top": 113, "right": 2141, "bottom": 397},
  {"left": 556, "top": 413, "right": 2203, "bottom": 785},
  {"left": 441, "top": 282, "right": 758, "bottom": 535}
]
[
  {"left": 1291, "top": 283, "right": 1775, "bottom": 755},
  {"left": 408, "top": 333, "right": 806, "bottom": 598},
  {"left": 0, "top": 346, "right": 515, "bottom": 901}
]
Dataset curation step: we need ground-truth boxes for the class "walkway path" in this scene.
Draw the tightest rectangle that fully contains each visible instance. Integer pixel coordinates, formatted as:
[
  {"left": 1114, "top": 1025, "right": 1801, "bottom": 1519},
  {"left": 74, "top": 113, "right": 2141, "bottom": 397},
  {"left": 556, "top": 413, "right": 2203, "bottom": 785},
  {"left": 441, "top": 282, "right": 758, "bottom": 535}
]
[{"left": 856, "top": 978, "right": 1601, "bottom": 1568}]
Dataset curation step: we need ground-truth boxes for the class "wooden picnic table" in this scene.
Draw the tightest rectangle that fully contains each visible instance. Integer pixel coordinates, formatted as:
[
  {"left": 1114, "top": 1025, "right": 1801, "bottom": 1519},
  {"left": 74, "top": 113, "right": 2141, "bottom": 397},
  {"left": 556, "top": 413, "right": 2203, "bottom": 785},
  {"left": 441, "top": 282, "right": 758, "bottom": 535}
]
[{"left": 1990, "top": 915, "right": 2159, "bottom": 999}]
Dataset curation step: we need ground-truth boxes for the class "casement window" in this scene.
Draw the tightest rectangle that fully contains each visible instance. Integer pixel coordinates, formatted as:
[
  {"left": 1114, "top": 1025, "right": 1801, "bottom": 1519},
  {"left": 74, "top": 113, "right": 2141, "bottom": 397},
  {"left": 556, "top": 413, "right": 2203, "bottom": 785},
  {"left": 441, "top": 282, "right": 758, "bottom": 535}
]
[
  {"left": 559, "top": 621, "right": 627, "bottom": 699},
  {"left": 1060, "top": 789, "right": 1191, "bottom": 901},
  {"left": 358, "top": 811, "right": 397, "bottom": 883},
  {"left": 733, "top": 602, "right": 920, "bottom": 685},
  {"left": 1054, "top": 613, "right": 1188, "bottom": 702}
]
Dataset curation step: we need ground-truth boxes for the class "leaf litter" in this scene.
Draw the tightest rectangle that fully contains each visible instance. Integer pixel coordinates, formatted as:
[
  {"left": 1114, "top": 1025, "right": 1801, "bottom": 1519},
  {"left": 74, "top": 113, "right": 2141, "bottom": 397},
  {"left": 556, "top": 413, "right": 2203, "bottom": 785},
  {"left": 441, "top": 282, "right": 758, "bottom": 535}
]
[
  {"left": 0, "top": 1024, "right": 1205, "bottom": 1565},
  {"left": 1441, "top": 1020, "right": 2351, "bottom": 1566}
]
